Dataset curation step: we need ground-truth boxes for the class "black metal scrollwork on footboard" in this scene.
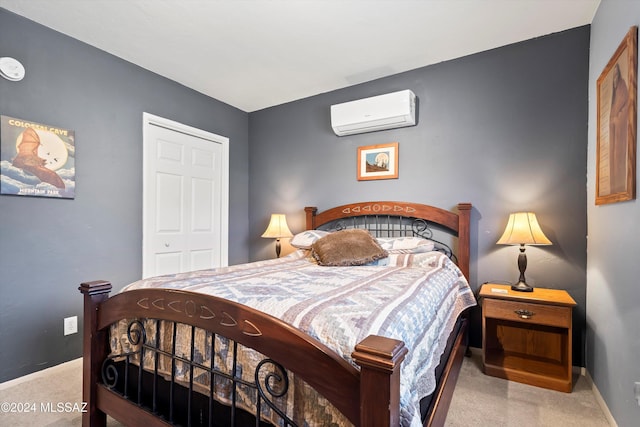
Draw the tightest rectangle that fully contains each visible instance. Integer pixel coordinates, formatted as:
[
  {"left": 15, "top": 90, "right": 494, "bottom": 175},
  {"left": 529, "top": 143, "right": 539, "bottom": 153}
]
[
  {"left": 101, "top": 320, "right": 146, "bottom": 399},
  {"left": 102, "top": 319, "right": 299, "bottom": 426},
  {"left": 255, "top": 359, "right": 296, "bottom": 426}
]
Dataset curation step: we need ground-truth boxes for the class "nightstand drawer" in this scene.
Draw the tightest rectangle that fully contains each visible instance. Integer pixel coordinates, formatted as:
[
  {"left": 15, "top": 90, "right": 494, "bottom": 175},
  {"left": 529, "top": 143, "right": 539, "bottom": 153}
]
[{"left": 483, "top": 298, "right": 571, "bottom": 328}]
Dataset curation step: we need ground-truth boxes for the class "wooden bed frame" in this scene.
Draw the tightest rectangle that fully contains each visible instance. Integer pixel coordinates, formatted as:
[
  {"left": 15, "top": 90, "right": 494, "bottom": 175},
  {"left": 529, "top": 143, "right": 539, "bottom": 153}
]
[{"left": 80, "top": 201, "right": 472, "bottom": 427}]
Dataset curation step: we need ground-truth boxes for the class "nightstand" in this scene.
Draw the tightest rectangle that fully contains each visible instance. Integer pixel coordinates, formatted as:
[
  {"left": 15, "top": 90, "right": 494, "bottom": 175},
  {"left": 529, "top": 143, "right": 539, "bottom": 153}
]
[{"left": 479, "top": 283, "right": 577, "bottom": 392}]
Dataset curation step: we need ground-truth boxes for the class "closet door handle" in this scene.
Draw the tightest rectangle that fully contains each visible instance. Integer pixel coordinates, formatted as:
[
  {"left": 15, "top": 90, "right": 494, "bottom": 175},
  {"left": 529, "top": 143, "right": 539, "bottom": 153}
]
[{"left": 514, "top": 309, "right": 534, "bottom": 319}]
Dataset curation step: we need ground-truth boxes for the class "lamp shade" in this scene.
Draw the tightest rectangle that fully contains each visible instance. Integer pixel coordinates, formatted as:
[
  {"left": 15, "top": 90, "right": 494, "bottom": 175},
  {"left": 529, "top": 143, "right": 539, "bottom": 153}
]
[
  {"left": 497, "top": 212, "right": 551, "bottom": 246},
  {"left": 261, "top": 214, "right": 293, "bottom": 239}
]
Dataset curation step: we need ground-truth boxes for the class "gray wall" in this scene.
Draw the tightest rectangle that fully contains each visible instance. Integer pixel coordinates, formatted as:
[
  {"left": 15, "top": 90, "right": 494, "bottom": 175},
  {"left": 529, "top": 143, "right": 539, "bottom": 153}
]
[
  {"left": 587, "top": 1, "right": 640, "bottom": 426},
  {"left": 0, "top": 9, "right": 250, "bottom": 382},
  {"left": 249, "top": 27, "right": 590, "bottom": 361}
]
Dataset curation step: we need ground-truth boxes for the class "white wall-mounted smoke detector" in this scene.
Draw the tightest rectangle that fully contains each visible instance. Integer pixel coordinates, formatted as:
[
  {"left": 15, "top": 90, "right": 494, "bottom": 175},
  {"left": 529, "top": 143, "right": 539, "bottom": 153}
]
[{"left": 0, "top": 57, "right": 26, "bottom": 81}]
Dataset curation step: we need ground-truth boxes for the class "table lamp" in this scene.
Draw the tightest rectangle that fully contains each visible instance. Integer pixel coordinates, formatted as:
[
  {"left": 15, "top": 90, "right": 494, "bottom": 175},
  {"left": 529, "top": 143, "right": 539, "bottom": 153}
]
[
  {"left": 261, "top": 214, "right": 293, "bottom": 258},
  {"left": 497, "top": 212, "right": 552, "bottom": 292}
]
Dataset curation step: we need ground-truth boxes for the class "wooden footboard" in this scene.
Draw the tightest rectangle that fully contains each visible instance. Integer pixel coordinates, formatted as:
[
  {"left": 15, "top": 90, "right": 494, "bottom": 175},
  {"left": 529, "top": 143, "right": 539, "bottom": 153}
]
[{"left": 80, "top": 281, "right": 412, "bottom": 427}]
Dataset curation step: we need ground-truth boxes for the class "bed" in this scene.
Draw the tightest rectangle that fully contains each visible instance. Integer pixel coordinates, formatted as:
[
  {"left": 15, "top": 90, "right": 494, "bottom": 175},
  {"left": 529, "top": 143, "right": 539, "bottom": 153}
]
[{"left": 80, "top": 201, "right": 475, "bottom": 427}]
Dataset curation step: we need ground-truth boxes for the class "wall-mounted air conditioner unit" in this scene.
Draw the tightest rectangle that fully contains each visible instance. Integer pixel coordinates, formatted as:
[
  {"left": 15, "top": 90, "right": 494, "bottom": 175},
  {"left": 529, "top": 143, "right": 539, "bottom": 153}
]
[{"left": 330, "top": 89, "right": 416, "bottom": 136}]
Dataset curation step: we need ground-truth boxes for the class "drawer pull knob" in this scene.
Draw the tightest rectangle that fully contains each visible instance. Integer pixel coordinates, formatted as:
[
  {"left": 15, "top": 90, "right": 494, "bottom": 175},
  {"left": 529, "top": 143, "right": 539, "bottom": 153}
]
[{"left": 515, "top": 309, "right": 535, "bottom": 319}]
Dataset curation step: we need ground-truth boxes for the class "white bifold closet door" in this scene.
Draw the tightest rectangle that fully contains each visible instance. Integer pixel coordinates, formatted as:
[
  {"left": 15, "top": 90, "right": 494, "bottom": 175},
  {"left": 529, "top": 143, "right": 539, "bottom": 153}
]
[{"left": 142, "top": 113, "right": 229, "bottom": 279}]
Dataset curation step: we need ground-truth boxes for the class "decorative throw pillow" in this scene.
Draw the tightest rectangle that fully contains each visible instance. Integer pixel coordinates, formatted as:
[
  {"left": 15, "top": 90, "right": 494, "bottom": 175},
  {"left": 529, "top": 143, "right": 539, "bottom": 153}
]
[
  {"left": 290, "top": 230, "right": 330, "bottom": 249},
  {"left": 311, "top": 229, "right": 388, "bottom": 266},
  {"left": 376, "top": 236, "right": 435, "bottom": 254}
]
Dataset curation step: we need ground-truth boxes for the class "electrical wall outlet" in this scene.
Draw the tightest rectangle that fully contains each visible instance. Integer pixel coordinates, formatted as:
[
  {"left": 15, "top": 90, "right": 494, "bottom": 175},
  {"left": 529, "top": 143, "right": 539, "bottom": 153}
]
[
  {"left": 64, "top": 316, "right": 78, "bottom": 336},
  {"left": 635, "top": 382, "right": 640, "bottom": 406}
]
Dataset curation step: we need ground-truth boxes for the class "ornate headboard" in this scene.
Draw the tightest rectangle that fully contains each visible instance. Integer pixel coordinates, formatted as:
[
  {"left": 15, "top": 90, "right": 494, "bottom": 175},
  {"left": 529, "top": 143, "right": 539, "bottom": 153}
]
[{"left": 304, "top": 201, "right": 471, "bottom": 280}]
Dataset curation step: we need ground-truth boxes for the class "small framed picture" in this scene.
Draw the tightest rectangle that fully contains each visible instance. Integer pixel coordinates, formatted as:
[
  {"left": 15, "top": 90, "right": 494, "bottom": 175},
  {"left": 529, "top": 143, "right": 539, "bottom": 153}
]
[{"left": 357, "top": 142, "right": 399, "bottom": 181}]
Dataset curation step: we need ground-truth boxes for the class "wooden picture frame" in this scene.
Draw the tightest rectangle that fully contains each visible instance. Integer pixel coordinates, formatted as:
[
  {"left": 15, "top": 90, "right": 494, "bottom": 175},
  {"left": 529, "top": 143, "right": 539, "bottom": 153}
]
[
  {"left": 596, "top": 26, "right": 637, "bottom": 205},
  {"left": 357, "top": 142, "right": 398, "bottom": 181}
]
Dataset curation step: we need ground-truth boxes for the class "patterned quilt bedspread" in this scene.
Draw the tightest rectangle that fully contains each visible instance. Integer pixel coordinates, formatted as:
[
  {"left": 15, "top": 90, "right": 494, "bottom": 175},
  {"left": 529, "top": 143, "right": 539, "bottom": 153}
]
[{"left": 112, "top": 250, "right": 476, "bottom": 426}]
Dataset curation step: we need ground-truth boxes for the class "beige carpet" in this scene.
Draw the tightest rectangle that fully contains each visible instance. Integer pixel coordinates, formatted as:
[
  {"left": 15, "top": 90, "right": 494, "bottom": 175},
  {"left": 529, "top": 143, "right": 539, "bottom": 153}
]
[
  {"left": 446, "top": 352, "right": 611, "bottom": 427},
  {"left": 0, "top": 353, "right": 611, "bottom": 426},
  {"left": 0, "top": 359, "right": 121, "bottom": 427}
]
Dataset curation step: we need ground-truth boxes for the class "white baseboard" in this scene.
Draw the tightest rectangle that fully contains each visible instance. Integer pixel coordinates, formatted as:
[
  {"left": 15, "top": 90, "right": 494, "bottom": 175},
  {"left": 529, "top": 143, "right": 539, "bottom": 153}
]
[
  {"left": 583, "top": 370, "right": 618, "bottom": 427},
  {"left": 0, "top": 358, "right": 82, "bottom": 391}
]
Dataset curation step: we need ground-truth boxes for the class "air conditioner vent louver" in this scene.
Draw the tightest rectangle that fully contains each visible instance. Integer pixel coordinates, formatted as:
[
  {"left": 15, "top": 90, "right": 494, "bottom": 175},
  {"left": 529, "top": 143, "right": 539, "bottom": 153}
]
[{"left": 330, "top": 90, "right": 416, "bottom": 136}]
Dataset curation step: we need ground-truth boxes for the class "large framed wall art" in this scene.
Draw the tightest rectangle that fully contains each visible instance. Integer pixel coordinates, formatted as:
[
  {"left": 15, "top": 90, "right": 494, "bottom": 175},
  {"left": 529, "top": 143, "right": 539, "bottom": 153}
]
[{"left": 596, "top": 26, "right": 637, "bottom": 205}]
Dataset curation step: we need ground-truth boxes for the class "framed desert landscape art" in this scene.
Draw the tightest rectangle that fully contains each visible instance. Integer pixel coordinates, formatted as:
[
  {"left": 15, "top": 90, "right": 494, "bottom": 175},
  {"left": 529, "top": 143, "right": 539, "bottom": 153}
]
[
  {"left": 596, "top": 26, "right": 637, "bottom": 205},
  {"left": 357, "top": 142, "right": 398, "bottom": 181}
]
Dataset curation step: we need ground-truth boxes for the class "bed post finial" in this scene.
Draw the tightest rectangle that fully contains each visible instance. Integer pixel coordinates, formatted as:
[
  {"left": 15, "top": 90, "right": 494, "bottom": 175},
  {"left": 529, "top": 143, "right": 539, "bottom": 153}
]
[
  {"left": 456, "top": 203, "right": 472, "bottom": 281},
  {"left": 352, "top": 335, "right": 408, "bottom": 427},
  {"left": 79, "top": 280, "right": 112, "bottom": 427}
]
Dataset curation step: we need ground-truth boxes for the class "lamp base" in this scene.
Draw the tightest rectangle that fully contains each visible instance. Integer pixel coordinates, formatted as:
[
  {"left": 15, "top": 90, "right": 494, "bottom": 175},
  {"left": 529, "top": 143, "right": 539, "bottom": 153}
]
[
  {"left": 511, "top": 281, "right": 534, "bottom": 292},
  {"left": 275, "top": 239, "right": 282, "bottom": 258}
]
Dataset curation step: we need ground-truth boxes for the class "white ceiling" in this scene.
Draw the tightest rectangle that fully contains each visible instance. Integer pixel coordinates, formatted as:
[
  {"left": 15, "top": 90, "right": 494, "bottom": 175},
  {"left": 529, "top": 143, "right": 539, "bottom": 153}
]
[{"left": 0, "top": 0, "right": 600, "bottom": 112}]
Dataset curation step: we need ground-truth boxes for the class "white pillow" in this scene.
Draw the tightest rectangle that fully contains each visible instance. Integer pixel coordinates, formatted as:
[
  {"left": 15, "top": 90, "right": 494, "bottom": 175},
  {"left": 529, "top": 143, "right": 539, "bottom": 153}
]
[
  {"left": 376, "top": 236, "right": 435, "bottom": 254},
  {"left": 290, "top": 230, "right": 330, "bottom": 249}
]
